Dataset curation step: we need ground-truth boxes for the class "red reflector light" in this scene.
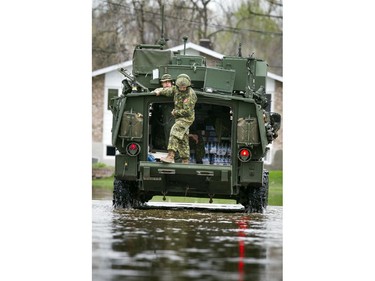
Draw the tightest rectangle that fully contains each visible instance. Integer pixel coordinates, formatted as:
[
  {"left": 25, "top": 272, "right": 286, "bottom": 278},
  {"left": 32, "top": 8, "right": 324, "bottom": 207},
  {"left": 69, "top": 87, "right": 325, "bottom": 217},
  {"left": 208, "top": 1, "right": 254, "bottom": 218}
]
[
  {"left": 238, "top": 148, "right": 251, "bottom": 162},
  {"left": 129, "top": 143, "right": 137, "bottom": 151},
  {"left": 126, "top": 143, "right": 140, "bottom": 156},
  {"left": 241, "top": 149, "right": 249, "bottom": 157}
]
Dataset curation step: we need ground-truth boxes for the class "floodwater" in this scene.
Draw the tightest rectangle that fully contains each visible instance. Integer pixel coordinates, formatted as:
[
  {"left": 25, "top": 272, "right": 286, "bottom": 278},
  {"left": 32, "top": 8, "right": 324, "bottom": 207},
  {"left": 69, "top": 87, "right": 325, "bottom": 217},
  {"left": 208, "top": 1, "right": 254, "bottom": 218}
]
[{"left": 92, "top": 190, "right": 282, "bottom": 281}]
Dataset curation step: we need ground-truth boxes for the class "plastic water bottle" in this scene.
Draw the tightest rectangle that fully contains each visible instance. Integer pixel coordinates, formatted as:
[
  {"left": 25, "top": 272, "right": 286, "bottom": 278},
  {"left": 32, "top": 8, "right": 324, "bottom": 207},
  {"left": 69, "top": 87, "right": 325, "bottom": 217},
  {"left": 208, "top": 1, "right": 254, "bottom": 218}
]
[
  {"left": 202, "top": 154, "right": 209, "bottom": 165},
  {"left": 210, "top": 142, "right": 216, "bottom": 154},
  {"left": 205, "top": 143, "right": 209, "bottom": 154}
]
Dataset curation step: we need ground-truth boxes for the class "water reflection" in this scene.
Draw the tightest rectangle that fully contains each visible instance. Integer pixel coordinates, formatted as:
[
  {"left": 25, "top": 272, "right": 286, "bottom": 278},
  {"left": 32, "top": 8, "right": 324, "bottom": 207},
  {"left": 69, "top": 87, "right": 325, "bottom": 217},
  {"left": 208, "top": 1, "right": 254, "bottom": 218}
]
[{"left": 92, "top": 199, "right": 282, "bottom": 281}]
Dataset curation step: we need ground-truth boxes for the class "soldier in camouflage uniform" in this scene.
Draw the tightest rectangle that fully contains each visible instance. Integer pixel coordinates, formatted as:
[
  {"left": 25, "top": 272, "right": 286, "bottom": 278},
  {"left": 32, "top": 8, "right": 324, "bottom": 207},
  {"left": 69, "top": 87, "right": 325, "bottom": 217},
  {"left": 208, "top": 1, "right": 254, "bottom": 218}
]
[
  {"left": 159, "top": 73, "right": 173, "bottom": 88},
  {"left": 153, "top": 74, "right": 197, "bottom": 164},
  {"left": 157, "top": 74, "right": 174, "bottom": 147},
  {"left": 150, "top": 74, "right": 174, "bottom": 149}
]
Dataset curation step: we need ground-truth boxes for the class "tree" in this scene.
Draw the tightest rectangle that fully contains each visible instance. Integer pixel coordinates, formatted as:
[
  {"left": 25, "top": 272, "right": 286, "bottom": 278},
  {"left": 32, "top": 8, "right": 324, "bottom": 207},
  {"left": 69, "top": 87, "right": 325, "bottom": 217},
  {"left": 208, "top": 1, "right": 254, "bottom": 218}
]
[
  {"left": 92, "top": 0, "right": 283, "bottom": 75},
  {"left": 211, "top": 0, "right": 282, "bottom": 75}
]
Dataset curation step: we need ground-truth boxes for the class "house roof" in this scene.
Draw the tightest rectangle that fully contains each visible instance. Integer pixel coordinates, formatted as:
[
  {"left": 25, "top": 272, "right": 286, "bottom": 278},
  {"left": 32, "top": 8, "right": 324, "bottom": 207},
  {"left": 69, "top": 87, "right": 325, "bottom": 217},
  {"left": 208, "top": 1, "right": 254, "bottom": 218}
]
[
  {"left": 92, "top": 42, "right": 283, "bottom": 82},
  {"left": 92, "top": 60, "right": 133, "bottom": 77},
  {"left": 267, "top": 72, "right": 283, "bottom": 83}
]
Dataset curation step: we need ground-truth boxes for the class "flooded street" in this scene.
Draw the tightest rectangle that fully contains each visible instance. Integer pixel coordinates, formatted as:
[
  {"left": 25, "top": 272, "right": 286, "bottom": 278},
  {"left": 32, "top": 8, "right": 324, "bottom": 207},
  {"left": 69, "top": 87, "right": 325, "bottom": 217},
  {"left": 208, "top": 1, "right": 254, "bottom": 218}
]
[{"left": 92, "top": 191, "right": 282, "bottom": 281}]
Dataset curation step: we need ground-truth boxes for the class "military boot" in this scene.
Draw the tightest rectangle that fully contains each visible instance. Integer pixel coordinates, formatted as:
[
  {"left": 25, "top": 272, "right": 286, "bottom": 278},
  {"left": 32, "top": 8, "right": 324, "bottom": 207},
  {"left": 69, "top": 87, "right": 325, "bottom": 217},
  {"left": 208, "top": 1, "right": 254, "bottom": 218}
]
[
  {"left": 161, "top": 150, "right": 175, "bottom": 163},
  {"left": 181, "top": 158, "right": 189, "bottom": 164}
]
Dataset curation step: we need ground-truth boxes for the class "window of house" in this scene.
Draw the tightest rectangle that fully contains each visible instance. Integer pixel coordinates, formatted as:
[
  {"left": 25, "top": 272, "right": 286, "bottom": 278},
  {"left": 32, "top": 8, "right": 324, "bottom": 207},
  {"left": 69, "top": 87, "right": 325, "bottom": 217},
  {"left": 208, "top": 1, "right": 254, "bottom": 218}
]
[
  {"left": 106, "top": 145, "right": 116, "bottom": 156},
  {"left": 107, "top": 89, "right": 119, "bottom": 110},
  {"left": 265, "top": 93, "right": 272, "bottom": 112}
]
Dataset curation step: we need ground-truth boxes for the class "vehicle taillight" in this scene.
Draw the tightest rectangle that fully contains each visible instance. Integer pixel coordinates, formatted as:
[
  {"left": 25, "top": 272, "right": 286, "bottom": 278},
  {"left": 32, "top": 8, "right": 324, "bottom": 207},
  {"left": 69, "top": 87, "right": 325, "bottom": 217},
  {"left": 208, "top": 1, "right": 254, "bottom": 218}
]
[
  {"left": 126, "top": 143, "right": 141, "bottom": 156},
  {"left": 238, "top": 148, "right": 251, "bottom": 162}
]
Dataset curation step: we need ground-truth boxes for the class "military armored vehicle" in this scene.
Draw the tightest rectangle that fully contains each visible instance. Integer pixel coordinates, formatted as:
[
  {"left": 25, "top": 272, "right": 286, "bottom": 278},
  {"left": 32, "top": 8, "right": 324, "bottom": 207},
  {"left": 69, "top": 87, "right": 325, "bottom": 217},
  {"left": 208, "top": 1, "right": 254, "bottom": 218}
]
[{"left": 109, "top": 36, "right": 281, "bottom": 213}]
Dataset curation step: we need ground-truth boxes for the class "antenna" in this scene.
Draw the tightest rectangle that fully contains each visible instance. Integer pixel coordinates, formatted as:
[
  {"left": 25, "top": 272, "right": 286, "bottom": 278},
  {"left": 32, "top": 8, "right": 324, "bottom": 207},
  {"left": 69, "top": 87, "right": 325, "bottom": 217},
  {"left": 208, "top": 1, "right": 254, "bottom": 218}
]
[
  {"left": 183, "top": 36, "right": 188, "bottom": 55},
  {"left": 161, "top": 5, "right": 165, "bottom": 41},
  {"left": 238, "top": 43, "right": 242, "bottom": 57},
  {"left": 157, "top": 5, "right": 168, "bottom": 46}
]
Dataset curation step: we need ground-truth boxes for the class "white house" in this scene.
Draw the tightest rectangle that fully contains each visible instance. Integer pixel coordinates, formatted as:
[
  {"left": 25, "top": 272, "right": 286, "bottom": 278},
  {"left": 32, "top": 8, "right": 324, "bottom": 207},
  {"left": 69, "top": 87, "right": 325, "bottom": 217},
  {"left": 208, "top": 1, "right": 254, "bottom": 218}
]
[{"left": 92, "top": 42, "right": 283, "bottom": 169}]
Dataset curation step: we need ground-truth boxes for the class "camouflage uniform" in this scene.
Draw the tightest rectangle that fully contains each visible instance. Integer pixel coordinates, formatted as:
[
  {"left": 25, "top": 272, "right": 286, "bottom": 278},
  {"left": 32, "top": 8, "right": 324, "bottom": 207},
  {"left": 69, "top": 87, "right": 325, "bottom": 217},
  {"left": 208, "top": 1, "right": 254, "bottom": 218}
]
[{"left": 158, "top": 85, "right": 197, "bottom": 159}]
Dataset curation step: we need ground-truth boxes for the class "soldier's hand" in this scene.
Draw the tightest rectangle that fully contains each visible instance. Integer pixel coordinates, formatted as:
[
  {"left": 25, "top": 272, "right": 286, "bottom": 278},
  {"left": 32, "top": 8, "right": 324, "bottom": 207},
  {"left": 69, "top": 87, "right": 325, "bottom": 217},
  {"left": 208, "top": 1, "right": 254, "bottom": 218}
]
[
  {"left": 154, "top": 88, "right": 161, "bottom": 96},
  {"left": 189, "top": 134, "right": 199, "bottom": 144}
]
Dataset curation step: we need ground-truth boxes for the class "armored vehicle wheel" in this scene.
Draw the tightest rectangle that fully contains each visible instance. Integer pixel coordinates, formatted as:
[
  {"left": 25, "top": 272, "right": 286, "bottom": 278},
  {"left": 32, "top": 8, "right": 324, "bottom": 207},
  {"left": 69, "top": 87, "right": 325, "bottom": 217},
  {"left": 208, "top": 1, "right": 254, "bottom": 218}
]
[
  {"left": 239, "top": 170, "right": 269, "bottom": 213},
  {"left": 113, "top": 178, "right": 144, "bottom": 208}
]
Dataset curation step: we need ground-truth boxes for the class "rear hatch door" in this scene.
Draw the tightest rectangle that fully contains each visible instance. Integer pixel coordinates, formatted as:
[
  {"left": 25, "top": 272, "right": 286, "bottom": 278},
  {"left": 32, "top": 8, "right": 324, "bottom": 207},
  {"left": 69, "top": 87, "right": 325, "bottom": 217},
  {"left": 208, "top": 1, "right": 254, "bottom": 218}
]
[{"left": 139, "top": 161, "right": 232, "bottom": 196}]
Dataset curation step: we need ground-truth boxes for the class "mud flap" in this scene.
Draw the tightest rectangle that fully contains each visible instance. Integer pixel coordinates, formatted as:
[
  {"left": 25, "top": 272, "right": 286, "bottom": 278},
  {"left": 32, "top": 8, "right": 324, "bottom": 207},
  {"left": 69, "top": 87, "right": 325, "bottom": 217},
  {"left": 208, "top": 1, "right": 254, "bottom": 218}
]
[
  {"left": 115, "top": 154, "right": 138, "bottom": 180},
  {"left": 239, "top": 161, "right": 263, "bottom": 185}
]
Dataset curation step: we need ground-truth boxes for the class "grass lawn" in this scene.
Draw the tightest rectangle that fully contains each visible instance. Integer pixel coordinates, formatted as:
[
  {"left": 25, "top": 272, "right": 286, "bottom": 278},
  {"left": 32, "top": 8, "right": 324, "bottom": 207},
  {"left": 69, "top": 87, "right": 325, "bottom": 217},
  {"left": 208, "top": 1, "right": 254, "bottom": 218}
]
[
  {"left": 92, "top": 170, "right": 283, "bottom": 206},
  {"left": 267, "top": 170, "right": 283, "bottom": 206}
]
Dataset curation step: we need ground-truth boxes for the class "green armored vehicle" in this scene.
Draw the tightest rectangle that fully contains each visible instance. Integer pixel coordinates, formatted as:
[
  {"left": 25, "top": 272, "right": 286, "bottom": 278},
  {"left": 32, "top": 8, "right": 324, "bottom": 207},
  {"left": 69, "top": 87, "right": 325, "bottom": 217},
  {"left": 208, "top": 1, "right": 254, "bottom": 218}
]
[{"left": 109, "top": 38, "right": 281, "bottom": 213}]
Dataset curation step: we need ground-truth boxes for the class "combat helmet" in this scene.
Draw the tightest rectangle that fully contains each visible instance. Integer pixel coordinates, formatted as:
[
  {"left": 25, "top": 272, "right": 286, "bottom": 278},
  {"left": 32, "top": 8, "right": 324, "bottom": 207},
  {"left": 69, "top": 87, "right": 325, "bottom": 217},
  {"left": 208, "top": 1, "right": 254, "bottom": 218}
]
[
  {"left": 160, "top": 73, "right": 172, "bottom": 82},
  {"left": 176, "top": 74, "right": 191, "bottom": 87}
]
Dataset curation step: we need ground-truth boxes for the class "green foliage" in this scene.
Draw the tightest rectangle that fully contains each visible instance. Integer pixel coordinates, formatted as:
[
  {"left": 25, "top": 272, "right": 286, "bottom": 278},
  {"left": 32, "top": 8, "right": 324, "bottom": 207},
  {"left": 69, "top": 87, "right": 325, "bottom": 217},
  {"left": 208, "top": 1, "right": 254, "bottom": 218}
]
[{"left": 92, "top": 162, "right": 107, "bottom": 169}]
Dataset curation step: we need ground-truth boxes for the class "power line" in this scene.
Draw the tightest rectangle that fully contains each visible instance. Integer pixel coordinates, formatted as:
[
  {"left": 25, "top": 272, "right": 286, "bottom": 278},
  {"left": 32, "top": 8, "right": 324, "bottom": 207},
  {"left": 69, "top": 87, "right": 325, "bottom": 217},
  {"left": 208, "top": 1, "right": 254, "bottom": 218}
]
[{"left": 105, "top": 1, "right": 282, "bottom": 36}]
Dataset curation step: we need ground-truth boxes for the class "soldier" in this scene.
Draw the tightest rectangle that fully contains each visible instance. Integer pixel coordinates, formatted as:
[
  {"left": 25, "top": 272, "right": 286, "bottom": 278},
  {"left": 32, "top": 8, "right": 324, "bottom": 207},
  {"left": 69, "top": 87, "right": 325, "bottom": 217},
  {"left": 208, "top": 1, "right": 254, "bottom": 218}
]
[
  {"left": 156, "top": 74, "right": 174, "bottom": 148},
  {"left": 159, "top": 73, "right": 173, "bottom": 88},
  {"left": 153, "top": 74, "right": 197, "bottom": 164},
  {"left": 153, "top": 73, "right": 173, "bottom": 93}
]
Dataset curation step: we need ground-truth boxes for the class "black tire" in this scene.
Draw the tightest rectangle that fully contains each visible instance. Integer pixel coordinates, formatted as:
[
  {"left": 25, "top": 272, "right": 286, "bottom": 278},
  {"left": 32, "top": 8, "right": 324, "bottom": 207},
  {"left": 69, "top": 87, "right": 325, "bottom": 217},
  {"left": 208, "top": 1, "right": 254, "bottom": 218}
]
[
  {"left": 240, "top": 170, "right": 269, "bottom": 213},
  {"left": 113, "top": 178, "right": 143, "bottom": 208}
]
